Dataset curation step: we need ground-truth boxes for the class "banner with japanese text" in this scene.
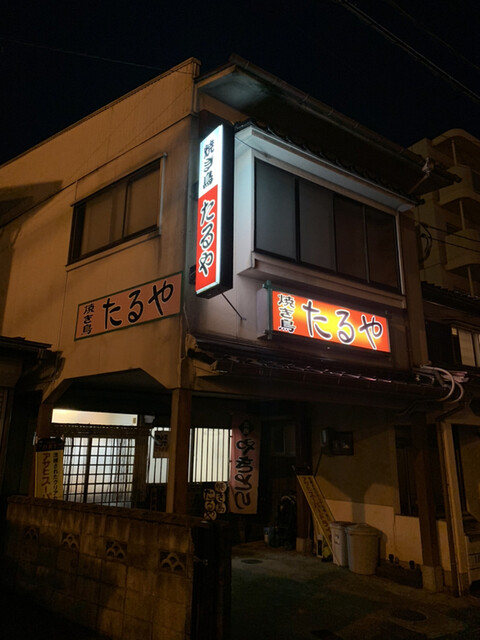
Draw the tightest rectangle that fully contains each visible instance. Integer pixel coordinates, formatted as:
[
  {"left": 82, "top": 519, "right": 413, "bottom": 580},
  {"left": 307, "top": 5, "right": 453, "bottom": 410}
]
[
  {"left": 196, "top": 124, "right": 233, "bottom": 297},
  {"left": 229, "top": 418, "right": 261, "bottom": 514},
  {"left": 35, "top": 438, "right": 64, "bottom": 500},
  {"left": 75, "top": 272, "right": 182, "bottom": 339}
]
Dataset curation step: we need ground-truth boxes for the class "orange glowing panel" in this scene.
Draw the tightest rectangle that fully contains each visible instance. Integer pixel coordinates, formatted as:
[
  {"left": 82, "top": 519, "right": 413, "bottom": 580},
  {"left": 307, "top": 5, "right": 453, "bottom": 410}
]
[
  {"left": 75, "top": 272, "right": 182, "bottom": 339},
  {"left": 271, "top": 290, "right": 390, "bottom": 353}
]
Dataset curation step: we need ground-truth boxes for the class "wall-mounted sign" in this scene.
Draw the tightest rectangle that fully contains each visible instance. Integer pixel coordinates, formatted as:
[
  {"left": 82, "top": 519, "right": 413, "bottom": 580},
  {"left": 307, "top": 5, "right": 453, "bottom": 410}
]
[
  {"left": 75, "top": 272, "right": 182, "bottom": 339},
  {"left": 153, "top": 430, "right": 169, "bottom": 458},
  {"left": 203, "top": 482, "right": 228, "bottom": 521},
  {"left": 195, "top": 124, "right": 233, "bottom": 298},
  {"left": 35, "top": 438, "right": 64, "bottom": 500},
  {"left": 258, "top": 284, "right": 390, "bottom": 353},
  {"left": 229, "top": 418, "right": 261, "bottom": 514}
]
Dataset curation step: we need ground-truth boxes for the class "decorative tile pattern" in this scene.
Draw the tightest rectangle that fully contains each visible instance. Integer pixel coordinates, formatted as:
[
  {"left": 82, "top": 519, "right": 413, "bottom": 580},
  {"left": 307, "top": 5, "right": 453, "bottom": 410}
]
[
  {"left": 159, "top": 551, "right": 186, "bottom": 574},
  {"left": 24, "top": 526, "right": 39, "bottom": 541},
  {"left": 61, "top": 532, "right": 80, "bottom": 550},
  {"left": 105, "top": 540, "right": 127, "bottom": 560}
]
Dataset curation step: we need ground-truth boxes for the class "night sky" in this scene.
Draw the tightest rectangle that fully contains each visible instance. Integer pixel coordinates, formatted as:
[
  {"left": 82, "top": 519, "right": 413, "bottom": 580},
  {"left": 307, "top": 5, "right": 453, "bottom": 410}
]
[{"left": 1, "top": 0, "right": 479, "bottom": 166}]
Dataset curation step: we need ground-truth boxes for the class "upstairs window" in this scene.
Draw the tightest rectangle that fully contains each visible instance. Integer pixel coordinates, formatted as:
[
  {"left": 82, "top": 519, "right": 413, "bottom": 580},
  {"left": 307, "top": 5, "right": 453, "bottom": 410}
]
[
  {"left": 452, "top": 326, "right": 480, "bottom": 367},
  {"left": 69, "top": 160, "right": 161, "bottom": 262},
  {"left": 255, "top": 160, "right": 400, "bottom": 291}
]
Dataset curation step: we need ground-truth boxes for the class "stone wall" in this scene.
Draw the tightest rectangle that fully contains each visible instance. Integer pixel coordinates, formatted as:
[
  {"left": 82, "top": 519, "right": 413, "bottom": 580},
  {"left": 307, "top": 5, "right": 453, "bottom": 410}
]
[{"left": 2, "top": 496, "right": 230, "bottom": 639}]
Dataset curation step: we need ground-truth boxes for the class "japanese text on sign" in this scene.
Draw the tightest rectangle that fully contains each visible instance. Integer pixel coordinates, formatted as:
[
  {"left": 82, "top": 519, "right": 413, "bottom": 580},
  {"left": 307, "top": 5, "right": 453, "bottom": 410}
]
[
  {"left": 35, "top": 439, "right": 64, "bottom": 500},
  {"left": 229, "top": 420, "right": 261, "bottom": 514},
  {"left": 272, "top": 290, "right": 390, "bottom": 353},
  {"left": 75, "top": 272, "right": 182, "bottom": 339},
  {"left": 196, "top": 125, "right": 224, "bottom": 295}
]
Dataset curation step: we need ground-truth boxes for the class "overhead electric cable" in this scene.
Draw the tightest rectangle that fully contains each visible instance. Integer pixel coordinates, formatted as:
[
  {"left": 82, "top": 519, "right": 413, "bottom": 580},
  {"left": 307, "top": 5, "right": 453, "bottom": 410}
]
[
  {"left": 331, "top": 0, "right": 480, "bottom": 105},
  {"left": 385, "top": 0, "right": 480, "bottom": 77},
  {"left": 422, "top": 222, "right": 480, "bottom": 245},
  {"left": 0, "top": 36, "right": 184, "bottom": 73}
]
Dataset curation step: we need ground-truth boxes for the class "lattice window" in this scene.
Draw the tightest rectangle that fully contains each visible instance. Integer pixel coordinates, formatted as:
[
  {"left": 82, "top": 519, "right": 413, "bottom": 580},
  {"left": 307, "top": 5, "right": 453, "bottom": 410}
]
[{"left": 63, "top": 435, "right": 135, "bottom": 507}]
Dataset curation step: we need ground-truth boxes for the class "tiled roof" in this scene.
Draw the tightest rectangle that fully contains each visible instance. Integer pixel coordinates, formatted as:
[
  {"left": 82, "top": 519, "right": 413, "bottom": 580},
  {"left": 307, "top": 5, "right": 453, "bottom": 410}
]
[
  {"left": 235, "top": 119, "right": 421, "bottom": 204},
  {"left": 191, "top": 337, "right": 449, "bottom": 402},
  {"left": 422, "top": 281, "right": 480, "bottom": 313}
]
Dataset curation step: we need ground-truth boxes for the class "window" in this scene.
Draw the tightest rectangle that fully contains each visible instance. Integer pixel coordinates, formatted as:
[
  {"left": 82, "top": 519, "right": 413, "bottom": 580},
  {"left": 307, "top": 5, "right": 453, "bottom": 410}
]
[
  {"left": 147, "top": 426, "right": 232, "bottom": 485},
  {"left": 69, "top": 160, "right": 161, "bottom": 262},
  {"left": 452, "top": 327, "right": 480, "bottom": 367},
  {"left": 255, "top": 160, "right": 400, "bottom": 291},
  {"left": 63, "top": 435, "right": 135, "bottom": 507}
]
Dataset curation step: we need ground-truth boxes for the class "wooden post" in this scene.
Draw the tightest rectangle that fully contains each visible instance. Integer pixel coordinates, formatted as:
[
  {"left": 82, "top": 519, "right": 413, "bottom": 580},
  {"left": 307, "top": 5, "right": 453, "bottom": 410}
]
[
  {"left": 132, "top": 416, "right": 149, "bottom": 508},
  {"left": 411, "top": 413, "right": 443, "bottom": 591},
  {"left": 295, "top": 417, "right": 312, "bottom": 552},
  {"left": 29, "top": 401, "right": 54, "bottom": 496},
  {"left": 166, "top": 388, "right": 192, "bottom": 514},
  {"left": 437, "top": 420, "right": 470, "bottom": 595}
]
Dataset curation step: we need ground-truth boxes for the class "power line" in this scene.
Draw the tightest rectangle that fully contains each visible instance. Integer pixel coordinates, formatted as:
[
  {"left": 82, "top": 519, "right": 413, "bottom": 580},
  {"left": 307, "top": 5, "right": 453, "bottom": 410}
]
[
  {"left": 330, "top": 0, "right": 480, "bottom": 105},
  {"left": 0, "top": 36, "right": 179, "bottom": 73},
  {"left": 385, "top": 0, "right": 480, "bottom": 78},
  {"left": 423, "top": 222, "right": 480, "bottom": 245}
]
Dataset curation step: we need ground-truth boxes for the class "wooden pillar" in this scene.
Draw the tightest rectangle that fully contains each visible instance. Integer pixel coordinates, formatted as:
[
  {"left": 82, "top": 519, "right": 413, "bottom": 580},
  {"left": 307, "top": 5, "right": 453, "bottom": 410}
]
[
  {"left": 132, "top": 417, "right": 149, "bottom": 508},
  {"left": 36, "top": 402, "right": 53, "bottom": 439},
  {"left": 166, "top": 388, "right": 192, "bottom": 514},
  {"left": 437, "top": 420, "right": 470, "bottom": 595},
  {"left": 295, "top": 417, "right": 312, "bottom": 552},
  {"left": 411, "top": 413, "right": 443, "bottom": 591},
  {"left": 29, "top": 401, "right": 54, "bottom": 496}
]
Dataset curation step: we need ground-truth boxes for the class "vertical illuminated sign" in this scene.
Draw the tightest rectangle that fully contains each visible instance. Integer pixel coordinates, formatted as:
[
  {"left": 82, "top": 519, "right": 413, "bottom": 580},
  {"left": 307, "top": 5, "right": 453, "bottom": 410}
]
[{"left": 196, "top": 124, "right": 233, "bottom": 297}]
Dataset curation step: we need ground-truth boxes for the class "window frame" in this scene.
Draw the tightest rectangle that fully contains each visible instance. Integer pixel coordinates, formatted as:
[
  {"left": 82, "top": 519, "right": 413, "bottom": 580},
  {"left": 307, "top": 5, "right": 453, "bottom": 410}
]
[
  {"left": 69, "top": 159, "right": 162, "bottom": 264},
  {"left": 254, "top": 158, "right": 401, "bottom": 293}
]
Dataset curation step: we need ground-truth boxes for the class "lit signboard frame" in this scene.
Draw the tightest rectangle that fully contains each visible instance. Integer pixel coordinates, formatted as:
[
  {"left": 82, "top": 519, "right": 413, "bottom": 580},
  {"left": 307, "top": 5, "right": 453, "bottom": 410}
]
[
  {"left": 195, "top": 124, "right": 233, "bottom": 298},
  {"left": 258, "top": 282, "right": 391, "bottom": 354}
]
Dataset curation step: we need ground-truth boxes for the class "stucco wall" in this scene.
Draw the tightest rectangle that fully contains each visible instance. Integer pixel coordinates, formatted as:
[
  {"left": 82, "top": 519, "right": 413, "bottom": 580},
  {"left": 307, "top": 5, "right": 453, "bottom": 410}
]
[
  {"left": 0, "top": 61, "right": 199, "bottom": 392},
  {"left": 3, "top": 496, "right": 229, "bottom": 640}
]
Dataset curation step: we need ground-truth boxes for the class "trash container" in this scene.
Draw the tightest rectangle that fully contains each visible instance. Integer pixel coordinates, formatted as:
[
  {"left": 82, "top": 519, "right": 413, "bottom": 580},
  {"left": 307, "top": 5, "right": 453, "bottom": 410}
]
[
  {"left": 329, "top": 521, "right": 353, "bottom": 567},
  {"left": 346, "top": 523, "right": 380, "bottom": 575}
]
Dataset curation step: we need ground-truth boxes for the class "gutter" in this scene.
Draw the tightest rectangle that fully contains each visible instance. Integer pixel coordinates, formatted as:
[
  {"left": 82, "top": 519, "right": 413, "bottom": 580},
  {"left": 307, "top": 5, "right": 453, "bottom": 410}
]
[{"left": 224, "top": 55, "right": 456, "bottom": 190}]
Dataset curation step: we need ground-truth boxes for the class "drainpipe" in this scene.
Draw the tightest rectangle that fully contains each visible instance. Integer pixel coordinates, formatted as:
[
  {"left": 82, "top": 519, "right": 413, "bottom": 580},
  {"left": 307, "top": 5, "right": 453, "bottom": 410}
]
[{"left": 435, "top": 402, "right": 468, "bottom": 596}]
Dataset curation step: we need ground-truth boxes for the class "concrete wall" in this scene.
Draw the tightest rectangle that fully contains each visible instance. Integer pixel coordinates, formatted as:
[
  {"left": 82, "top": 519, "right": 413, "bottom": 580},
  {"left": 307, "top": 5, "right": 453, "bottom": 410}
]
[{"left": 3, "top": 496, "right": 229, "bottom": 640}]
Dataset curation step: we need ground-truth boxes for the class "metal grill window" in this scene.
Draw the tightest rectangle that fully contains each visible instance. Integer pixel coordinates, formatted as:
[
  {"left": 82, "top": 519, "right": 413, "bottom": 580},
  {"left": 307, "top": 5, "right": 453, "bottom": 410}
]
[
  {"left": 147, "top": 427, "right": 231, "bottom": 485},
  {"left": 189, "top": 427, "right": 231, "bottom": 483},
  {"left": 63, "top": 436, "right": 135, "bottom": 507}
]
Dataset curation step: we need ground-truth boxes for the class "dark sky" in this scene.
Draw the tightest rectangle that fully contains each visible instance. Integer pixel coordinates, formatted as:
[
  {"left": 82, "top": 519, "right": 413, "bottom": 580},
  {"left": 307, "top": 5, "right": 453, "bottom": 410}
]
[{"left": 1, "top": 0, "right": 479, "bottom": 166}]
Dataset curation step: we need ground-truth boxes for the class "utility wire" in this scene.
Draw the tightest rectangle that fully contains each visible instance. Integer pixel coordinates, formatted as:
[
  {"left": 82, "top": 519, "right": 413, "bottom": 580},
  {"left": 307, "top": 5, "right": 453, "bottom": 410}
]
[
  {"left": 422, "top": 222, "right": 480, "bottom": 245},
  {"left": 385, "top": 0, "right": 480, "bottom": 77},
  {"left": 427, "top": 230, "right": 480, "bottom": 256},
  {"left": 0, "top": 36, "right": 182, "bottom": 73},
  {"left": 330, "top": 0, "right": 480, "bottom": 105}
]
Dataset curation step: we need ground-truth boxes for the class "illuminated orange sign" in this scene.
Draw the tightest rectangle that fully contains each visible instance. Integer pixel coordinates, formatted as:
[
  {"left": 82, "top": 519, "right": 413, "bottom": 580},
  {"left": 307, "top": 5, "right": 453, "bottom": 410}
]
[
  {"left": 75, "top": 272, "right": 182, "bottom": 339},
  {"left": 271, "top": 290, "right": 390, "bottom": 353}
]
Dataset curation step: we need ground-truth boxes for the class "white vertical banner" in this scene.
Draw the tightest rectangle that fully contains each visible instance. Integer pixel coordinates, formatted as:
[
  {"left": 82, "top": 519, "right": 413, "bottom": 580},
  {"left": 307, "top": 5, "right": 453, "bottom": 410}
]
[{"left": 229, "top": 417, "right": 261, "bottom": 514}]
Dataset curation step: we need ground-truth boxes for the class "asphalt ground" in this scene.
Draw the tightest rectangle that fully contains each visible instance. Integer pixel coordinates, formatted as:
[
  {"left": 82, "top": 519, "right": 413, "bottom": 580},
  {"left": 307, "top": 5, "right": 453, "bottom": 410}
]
[{"left": 231, "top": 541, "right": 480, "bottom": 640}]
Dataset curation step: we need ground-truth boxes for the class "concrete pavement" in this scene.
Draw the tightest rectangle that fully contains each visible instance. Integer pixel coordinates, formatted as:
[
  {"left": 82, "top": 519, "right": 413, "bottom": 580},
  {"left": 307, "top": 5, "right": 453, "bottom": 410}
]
[{"left": 231, "top": 541, "right": 480, "bottom": 640}]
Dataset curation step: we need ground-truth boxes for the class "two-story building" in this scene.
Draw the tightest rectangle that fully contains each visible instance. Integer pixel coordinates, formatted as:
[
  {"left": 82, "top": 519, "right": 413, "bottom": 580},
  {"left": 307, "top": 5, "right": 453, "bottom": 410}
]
[{"left": 0, "top": 55, "right": 460, "bottom": 601}]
